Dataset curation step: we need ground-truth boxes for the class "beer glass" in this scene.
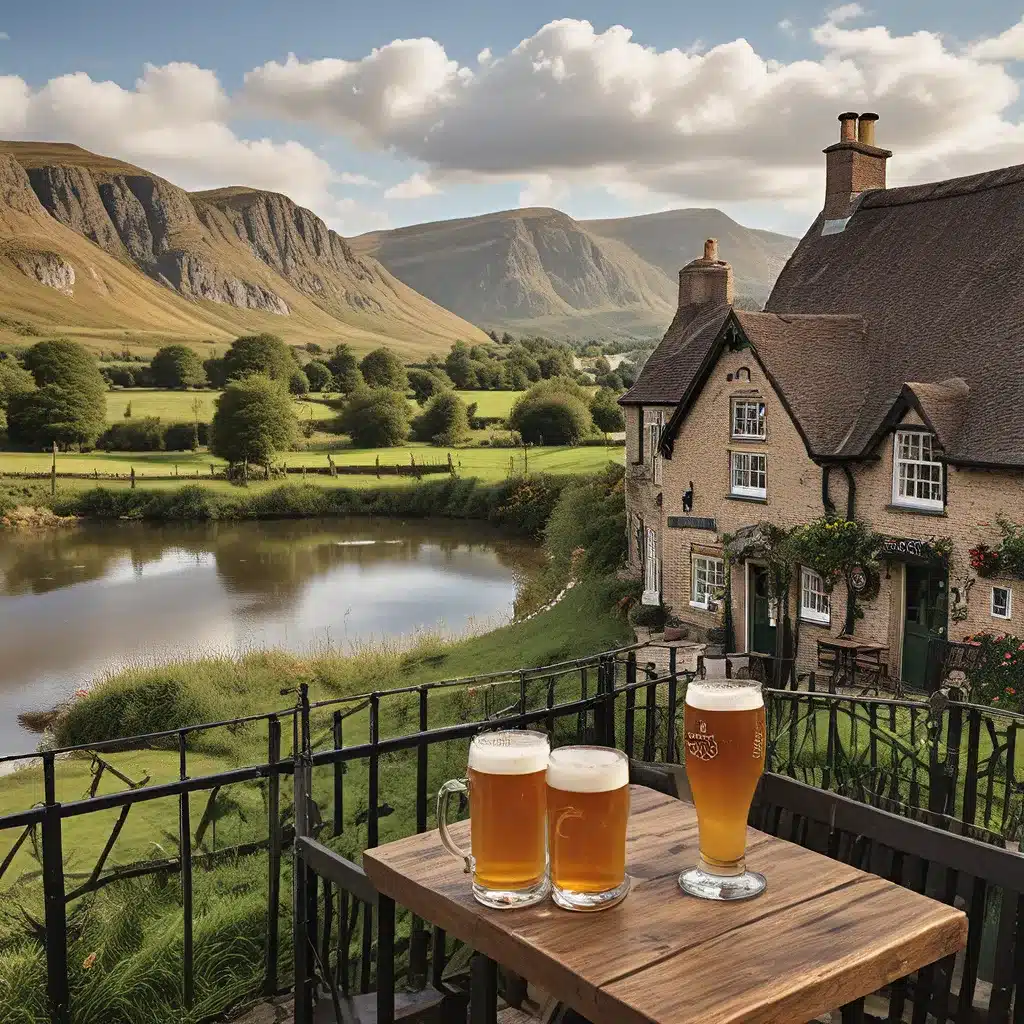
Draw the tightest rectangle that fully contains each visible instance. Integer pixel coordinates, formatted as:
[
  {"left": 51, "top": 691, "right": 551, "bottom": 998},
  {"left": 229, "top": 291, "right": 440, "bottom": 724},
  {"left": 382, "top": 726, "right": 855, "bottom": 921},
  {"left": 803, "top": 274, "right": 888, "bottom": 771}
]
[
  {"left": 437, "top": 730, "right": 550, "bottom": 909},
  {"left": 679, "top": 680, "right": 767, "bottom": 901},
  {"left": 546, "top": 746, "right": 630, "bottom": 911}
]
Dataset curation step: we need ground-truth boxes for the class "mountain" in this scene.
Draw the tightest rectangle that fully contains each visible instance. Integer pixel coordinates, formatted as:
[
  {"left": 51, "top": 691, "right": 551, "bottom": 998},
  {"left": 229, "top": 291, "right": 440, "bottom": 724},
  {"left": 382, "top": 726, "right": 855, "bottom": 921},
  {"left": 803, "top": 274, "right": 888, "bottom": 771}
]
[
  {"left": 0, "top": 142, "right": 487, "bottom": 357},
  {"left": 352, "top": 207, "right": 797, "bottom": 340},
  {"left": 581, "top": 209, "right": 796, "bottom": 312}
]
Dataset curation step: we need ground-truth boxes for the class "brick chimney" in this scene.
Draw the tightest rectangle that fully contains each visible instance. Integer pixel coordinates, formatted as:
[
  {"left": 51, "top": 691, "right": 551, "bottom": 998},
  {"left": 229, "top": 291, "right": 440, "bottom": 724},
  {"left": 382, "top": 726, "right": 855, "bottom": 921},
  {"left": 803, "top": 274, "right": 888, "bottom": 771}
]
[
  {"left": 823, "top": 111, "right": 891, "bottom": 220},
  {"left": 678, "top": 237, "right": 733, "bottom": 312}
]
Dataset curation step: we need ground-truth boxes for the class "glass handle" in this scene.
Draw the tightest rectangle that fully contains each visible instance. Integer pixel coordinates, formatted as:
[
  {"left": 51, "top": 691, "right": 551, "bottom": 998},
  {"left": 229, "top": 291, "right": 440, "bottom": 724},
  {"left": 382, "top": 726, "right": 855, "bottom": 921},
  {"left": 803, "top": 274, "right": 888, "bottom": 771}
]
[{"left": 437, "top": 778, "right": 472, "bottom": 874}]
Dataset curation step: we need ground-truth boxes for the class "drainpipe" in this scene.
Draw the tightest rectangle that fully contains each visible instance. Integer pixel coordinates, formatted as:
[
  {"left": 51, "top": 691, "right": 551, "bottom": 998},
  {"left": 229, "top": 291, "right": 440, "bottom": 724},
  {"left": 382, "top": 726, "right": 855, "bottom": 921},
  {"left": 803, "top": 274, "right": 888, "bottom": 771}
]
[
  {"left": 821, "top": 466, "right": 836, "bottom": 515},
  {"left": 842, "top": 466, "right": 857, "bottom": 633}
]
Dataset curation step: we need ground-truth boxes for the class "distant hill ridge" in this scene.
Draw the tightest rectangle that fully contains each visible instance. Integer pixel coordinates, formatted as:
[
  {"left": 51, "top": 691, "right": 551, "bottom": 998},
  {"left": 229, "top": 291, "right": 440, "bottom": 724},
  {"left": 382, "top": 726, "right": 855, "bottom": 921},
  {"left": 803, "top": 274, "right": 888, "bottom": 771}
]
[
  {"left": 0, "top": 141, "right": 488, "bottom": 356},
  {"left": 352, "top": 206, "right": 797, "bottom": 339}
]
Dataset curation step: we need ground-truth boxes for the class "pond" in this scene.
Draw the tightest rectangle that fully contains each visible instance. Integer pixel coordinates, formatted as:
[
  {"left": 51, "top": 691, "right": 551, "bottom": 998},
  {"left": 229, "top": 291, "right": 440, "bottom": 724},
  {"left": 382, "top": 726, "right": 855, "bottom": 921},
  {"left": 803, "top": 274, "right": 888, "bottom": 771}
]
[{"left": 0, "top": 519, "right": 544, "bottom": 754}]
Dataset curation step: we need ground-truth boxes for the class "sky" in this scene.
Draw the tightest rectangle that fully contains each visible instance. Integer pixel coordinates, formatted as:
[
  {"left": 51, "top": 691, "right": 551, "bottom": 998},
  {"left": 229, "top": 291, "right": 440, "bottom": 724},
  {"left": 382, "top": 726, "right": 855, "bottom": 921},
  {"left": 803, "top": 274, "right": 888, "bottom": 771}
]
[{"left": 2, "top": 1, "right": 1024, "bottom": 239}]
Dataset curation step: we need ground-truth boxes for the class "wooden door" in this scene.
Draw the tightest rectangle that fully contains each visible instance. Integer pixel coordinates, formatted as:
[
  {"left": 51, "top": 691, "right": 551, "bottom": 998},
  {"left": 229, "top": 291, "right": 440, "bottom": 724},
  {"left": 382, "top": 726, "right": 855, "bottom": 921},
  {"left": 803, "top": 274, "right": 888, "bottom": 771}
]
[
  {"left": 750, "top": 565, "right": 777, "bottom": 655},
  {"left": 902, "top": 565, "right": 948, "bottom": 690}
]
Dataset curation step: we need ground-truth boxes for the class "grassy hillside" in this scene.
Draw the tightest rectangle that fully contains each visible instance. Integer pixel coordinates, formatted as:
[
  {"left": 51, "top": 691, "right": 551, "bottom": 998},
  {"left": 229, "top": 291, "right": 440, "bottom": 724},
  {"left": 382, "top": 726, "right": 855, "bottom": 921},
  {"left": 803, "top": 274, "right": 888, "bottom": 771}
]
[{"left": 0, "top": 142, "right": 488, "bottom": 359}]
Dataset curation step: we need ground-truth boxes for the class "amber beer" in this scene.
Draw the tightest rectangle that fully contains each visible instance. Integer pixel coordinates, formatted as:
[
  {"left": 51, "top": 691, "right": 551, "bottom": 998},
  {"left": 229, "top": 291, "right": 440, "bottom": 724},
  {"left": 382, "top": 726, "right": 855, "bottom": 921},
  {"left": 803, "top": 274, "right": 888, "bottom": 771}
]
[
  {"left": 437, "top": 730, "right": 550, "bottom": 909},
  {"left": 546, "top": 746, "right": 630, "bottom": 911},
  {"left": 679, "top": 680, "right": 767, "bottom": 901}
]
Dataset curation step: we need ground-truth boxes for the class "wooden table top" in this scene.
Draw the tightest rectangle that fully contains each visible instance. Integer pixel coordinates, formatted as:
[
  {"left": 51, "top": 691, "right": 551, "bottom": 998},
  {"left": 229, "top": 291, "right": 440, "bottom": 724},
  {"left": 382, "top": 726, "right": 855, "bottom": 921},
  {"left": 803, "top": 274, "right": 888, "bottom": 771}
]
[
  {"left": 363, "top": 786, "right": 966, "bottom": 1024},
  {"left": 818, "top": 636, "right": 887, "bottom": 653}
]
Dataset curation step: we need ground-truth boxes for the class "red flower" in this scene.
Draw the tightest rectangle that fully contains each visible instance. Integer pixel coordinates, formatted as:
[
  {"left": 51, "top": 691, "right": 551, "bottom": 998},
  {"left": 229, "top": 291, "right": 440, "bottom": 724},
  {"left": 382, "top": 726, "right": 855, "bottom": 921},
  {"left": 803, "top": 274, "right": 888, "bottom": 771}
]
[
  {"left": 994, "top": 696, "right": 1001, "bottom": 702},
  {"left": 1005, "top": 653, "right": 1013, "bottom": 660},
  {"left": 1008, "top": 688, "right": 1017, "bottom": 695}
]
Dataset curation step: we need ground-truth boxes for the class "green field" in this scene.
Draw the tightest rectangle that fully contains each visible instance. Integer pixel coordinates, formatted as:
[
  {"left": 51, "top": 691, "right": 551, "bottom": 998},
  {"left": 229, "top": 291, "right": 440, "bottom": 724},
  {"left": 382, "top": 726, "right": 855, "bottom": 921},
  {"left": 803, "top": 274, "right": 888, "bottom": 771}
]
[
  {"left": 106, "top": 389, "right": 333, "bottom": 424},
  {"left": 103, "top": 389, "right": 523, "bottom": 426},
  {"left": 0, "top": 444, "right": 620, "bottom": 483}
]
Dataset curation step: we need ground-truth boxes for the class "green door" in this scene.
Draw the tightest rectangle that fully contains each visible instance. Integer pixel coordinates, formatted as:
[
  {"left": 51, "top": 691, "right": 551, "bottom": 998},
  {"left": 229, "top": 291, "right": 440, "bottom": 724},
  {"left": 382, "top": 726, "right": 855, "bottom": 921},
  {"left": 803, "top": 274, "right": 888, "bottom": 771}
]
[
  {"left": 750, "top": 565, "right": 777, "bottom": 656},
  {"left": 902, "top": 565, "right": 949, "bottom": 690}
]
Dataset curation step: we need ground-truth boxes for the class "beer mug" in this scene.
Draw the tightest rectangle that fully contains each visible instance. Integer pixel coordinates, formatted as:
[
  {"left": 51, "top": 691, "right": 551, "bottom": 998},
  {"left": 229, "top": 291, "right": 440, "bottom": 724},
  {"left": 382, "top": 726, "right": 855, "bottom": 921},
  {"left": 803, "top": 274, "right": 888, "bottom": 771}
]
[
  {"left": 546, "top": 746, "right": 631, "bottom": 911},
  {"left": 679, "top": 680, "right": 767, "bottom": 901},
  {"left": 437, "top": 730, "right": 550, "bottom": 909}
]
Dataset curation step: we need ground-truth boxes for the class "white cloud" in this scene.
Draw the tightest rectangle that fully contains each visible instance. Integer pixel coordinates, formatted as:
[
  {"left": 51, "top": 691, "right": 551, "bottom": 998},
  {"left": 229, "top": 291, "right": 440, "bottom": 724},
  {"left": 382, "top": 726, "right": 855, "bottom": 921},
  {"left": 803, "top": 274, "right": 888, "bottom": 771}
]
[
  {"left": 969, "top": 19, "right": 1024, "bottom": 61},
  {"left": 777, "top": 19, "right": 795, "bottom": 37},
  {"left": 338, "top": 171, "right": 376, "bottom": 186},
  {"left": 477, "top": 48, "right": 492, "bottom": 64},
  {"left": 826, "top": 4, "right": 865, "bottom": 24},
  {"left": 0, "top": 32, "right": 9, "bottom": 41},
  {"left": 242, "top": 15, "right": 1024, "bottom": 207},
  {"left": 383, "top": 172, "right": 439, "bottom": 199},
  {"left": 1, "top": 62, "right": 374, "bottom": 233}
]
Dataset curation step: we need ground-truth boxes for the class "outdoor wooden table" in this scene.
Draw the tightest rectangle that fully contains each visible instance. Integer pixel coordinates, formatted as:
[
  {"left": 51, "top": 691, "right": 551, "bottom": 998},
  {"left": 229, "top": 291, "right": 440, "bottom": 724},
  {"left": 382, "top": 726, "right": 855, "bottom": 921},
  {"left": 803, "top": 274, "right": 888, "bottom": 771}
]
[
  {"left": 818, "top": 636, "right": 887, "bottom": 688},
  {"left": 363, "top": 785, "right": 966, "bottom": 1024}
]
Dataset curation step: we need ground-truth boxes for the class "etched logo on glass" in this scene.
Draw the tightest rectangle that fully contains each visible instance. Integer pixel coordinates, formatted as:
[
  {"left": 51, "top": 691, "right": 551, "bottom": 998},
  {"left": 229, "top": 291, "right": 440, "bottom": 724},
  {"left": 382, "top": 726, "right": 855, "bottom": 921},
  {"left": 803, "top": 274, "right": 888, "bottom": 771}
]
[{"left": 686, "top": 720, "right": 719, "bottom": 761}]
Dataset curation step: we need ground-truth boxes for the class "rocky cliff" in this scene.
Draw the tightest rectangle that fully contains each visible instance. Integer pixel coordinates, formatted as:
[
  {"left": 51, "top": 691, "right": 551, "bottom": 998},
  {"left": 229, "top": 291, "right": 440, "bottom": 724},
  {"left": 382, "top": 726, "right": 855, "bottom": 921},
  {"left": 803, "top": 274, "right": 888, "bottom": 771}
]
[{"left": 0, "top": 142, "right": 487, "bottom": 353}]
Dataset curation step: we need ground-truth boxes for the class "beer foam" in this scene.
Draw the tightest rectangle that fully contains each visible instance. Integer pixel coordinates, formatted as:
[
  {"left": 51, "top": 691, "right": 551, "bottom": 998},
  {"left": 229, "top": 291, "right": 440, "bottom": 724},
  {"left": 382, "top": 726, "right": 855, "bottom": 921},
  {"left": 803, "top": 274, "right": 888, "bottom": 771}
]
[
  {"left": 546, "top": 746, "right": 629, "bottom": 793},
  {"left": 468, "top": 730, "right": 549, "bottom": 775},
  {"left": 685, "top": 681, "right": 764, "bottom": 712}
]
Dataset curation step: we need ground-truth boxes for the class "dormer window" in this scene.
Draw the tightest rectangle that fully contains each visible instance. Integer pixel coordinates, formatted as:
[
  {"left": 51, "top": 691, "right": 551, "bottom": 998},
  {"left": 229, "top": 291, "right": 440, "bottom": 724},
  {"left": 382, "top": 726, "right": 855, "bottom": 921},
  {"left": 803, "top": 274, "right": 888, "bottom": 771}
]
[
  {"left": 892, "top": 430, "right": 943, "bottom": 511},
  {"left": 732, "top": 399, "right": 766, "bottom": 439}
]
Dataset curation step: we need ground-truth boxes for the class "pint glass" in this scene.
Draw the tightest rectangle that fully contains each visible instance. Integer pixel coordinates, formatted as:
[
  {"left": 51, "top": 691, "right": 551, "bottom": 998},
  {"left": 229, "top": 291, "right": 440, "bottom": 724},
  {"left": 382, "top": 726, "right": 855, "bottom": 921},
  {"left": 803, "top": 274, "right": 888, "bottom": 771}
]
[
  {"left": 437, "top": 730, "right": 550, "bottom": 909},
  {"left": 679, "top": 680, "right": 767, "bottom": 901},
  {"left": 546, "top": 746, "right": 630, "bottom": 911}
]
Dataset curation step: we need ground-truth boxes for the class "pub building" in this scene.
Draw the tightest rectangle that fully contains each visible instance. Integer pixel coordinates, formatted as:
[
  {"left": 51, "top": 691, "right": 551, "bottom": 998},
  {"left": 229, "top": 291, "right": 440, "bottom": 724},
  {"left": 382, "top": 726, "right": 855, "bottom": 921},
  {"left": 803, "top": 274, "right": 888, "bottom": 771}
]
[{"left": 620, "top": 111, "right": 1024, "bottom": 690}]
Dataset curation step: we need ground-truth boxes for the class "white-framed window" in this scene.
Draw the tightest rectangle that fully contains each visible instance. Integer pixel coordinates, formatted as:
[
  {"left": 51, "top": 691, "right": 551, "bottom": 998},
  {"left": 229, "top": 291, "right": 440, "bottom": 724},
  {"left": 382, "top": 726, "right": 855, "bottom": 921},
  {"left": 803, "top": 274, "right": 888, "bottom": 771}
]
[
  {"left": 730, "top": 451, "right": 767, "bottom": 498},
  {"left": 642, "top": 528, "right": 660, "bottom": 605},
  {"left": 800, "top": 567, "right": 831, "bottom": 624},
  {"left": 892, "top": 430, "right": 943, "bottom": 510},
  {"left": 647, "top": 412, "right": 664, "bottom": 485},
  {"left": 691, "top": 555, "right": 725, "bottom": 610},
  {"left": 992, "top": 586, "right": 1013, "bottom": 620},
  {"left": 732, "top": 399, "right": 766, "bottom": 439}
]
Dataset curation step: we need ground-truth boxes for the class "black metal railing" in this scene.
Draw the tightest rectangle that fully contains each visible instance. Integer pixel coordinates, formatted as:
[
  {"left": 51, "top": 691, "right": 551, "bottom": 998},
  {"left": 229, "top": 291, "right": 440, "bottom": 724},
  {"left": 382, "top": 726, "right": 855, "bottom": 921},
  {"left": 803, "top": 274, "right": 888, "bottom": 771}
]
[{"left": 2, "top": 643, "right": 1023, "bottom": 1022}]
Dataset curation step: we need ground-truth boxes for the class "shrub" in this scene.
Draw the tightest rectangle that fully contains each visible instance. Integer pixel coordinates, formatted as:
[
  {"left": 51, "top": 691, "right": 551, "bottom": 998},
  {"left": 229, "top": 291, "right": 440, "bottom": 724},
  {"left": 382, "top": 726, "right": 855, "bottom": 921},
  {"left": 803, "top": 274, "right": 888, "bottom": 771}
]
[
  {"left": 509, "top": 384, "right": 593, "bottom": 445},
  {"left": 545, "top": 464, "right": 625, "bottom": 578},
  {"left": 629, "top": 602, "right": 668, "bottom": 631},
  {"left": 408, "top": 367, "right": 453, "bottom": 403},
  {"left": 590, "top": 386, "right": 625, "bottom": 434},
  {"left": 98, "top": 417, "right": 166, "bottom": 451},
  {"left": 150, "top": 344, "right": 207, "bottom": 389},
  {"left": 963, "top": 631, "right": 1024, "bottom": 712},
  {"left": 411, "top": 390, "right": 470, "bottom": 445},
  {"left": 210, "top": 375, "right": 299, "bottom": 465},
  {"left": 337, "top": 388, "right": 411, "bottom": 447},
  {"left": 304, "top": 359, "right": 333, "bottom": 392},
  {"left": 55, "top": 674, "right": 223, "bottom": 747},
  {"left": 101, "top": 365, "right": 136, "bottom": 388},
  {"left": 359, "top": 347, "right": 407, "bottom": 389},
  {"left": 288, "top": 368, "right": 310, "bottom": 395},
  {"left": 163, "top": 421, "right": 210, "bottom": 451}
]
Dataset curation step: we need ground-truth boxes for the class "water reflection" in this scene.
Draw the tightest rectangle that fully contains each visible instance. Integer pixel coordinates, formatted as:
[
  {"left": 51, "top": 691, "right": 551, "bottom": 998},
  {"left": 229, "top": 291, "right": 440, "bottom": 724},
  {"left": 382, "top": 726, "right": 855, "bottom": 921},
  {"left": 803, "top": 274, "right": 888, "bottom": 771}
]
[{"left": 0, "top": 519, "right": 543, "bottom": 753}]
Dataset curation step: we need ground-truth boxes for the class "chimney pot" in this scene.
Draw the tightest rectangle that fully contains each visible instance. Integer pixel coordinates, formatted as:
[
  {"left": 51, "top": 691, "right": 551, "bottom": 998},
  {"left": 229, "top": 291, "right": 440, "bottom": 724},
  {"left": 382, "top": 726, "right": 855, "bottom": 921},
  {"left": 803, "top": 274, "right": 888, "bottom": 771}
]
[
  {"left": 838, "top": 112, "right": 858, "bottom": 142},
  {"left": 704, "top": 238, "right": 718, "bottom": 262},
  {"left": 857, "top": 112, "right": 879, "bottom": 147},
  {"left": 678, "top": 241, "right": 733, "bottom": 312}
]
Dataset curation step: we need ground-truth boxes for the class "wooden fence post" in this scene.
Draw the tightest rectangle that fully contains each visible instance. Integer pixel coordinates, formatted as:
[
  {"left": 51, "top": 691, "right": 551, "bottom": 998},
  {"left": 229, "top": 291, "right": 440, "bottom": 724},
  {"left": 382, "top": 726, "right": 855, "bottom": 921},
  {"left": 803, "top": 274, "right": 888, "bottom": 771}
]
[
  {"left": 51, "top": 442, "right": 57, "bottom": 496},
  {"left": 130, "top": 467, "right": 136, "bottom": 490}
]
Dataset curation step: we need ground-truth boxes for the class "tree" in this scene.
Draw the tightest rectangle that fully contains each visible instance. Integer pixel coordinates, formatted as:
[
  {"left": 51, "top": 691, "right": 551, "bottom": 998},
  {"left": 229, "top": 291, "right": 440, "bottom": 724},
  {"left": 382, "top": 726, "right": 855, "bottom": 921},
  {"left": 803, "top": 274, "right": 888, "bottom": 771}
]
[
  {"left": 203, "top": 356, "right": 228, "bottom": 388},
  {"left": 0, "top": 356, "right": 35, "bottom": 436},
  {"left": 11, "top": 339, "right": 106, "bottom": 447},
  {"left": 304, "top": 360, "right": 333, "bottom": 392},
  {"left": 150, "top": 345, "right": 207, "bottom": 389},
  {"left": 592, "top": 356, "right": 612, "bottom": 376},
  {"left": 509, "top": 378, "right": 594, "bottom": 445},
  {"left": 444, "top": 341, "right": 479, "bottom": 388},
  {"left": 210, "top": 375, "right": 298, "bottom": 466},
  {"left": 98, "top": 417, "right": 166, "bottom": 451},
  {"left": 337, "top": 389, "right": 411, "bottom": 447},
  {"left": 222, "top": 333, "right": 297, "bottom": 383},
  {"left": 289, "top": 368, "right": 310, "bottom": 395},
  {"left": 407, "top": 367, "right": 453, "bottom": 404},
  {"left": 360, "top": 347, "right": 407, "bottom": 390},
  {"left": 412, "top": 391, "right": 470, "bottom": 445},
  {"left": 488, "top": 329, "right": 500, "bottom": 343},
  {"left": 590, "top": 387, "right": 625, "bottom": 435}
]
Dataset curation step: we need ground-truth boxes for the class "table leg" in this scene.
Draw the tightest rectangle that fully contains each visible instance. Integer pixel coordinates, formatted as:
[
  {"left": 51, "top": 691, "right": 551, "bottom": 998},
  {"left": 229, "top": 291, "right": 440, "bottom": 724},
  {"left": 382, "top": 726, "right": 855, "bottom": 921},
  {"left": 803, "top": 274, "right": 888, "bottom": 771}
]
[{"left": 470, "top": 953, "right": 498, "bottom": 1024}]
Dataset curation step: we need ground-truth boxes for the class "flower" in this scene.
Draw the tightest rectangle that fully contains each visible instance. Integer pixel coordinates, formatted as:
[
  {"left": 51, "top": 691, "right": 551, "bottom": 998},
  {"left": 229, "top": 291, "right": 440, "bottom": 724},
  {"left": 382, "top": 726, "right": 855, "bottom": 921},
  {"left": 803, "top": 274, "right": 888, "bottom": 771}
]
[
  {"left": 994, "top": 696, "right": 1001, "bottom": 702},
  {"left": 1006, "top": 653, "right": 1013, "bottom": 660},
  {"left": 1007, "top": 688, "right": 1016, "bottom": 695},
  {"left": 82, "top": 952, "right": 97, "bottom": 970}
]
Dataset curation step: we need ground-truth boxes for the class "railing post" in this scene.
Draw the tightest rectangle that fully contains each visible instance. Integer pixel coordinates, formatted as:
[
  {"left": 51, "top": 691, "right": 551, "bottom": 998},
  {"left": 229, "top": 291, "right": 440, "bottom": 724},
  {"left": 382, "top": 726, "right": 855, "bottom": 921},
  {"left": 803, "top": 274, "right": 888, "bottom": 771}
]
[
  {"left": 667, "top": 646, "right": 679, "bottom": 763},
  {"left": 624, "top": 652, "right": 637, "bottom": 758},
  {"left": 333, "top": 711, "right": 344, "bottom": 835},
  {"left": 41, "top": 754, "right": 69, "bottom": 1024},
  {"left": 178, "top": 732, "right": 194, "bottom": 1011},
  {"left": 409, "top": 687, "right": 430, "bottom": 988},
  {"left": 265, "top": 716, "right": 282, "bottom": 996},
  {"left": 293, "top": 685, "right": 313, "bottom": 1024},
  {"left": 470, "top": 953, "right": 498, "bottom": 1024}
]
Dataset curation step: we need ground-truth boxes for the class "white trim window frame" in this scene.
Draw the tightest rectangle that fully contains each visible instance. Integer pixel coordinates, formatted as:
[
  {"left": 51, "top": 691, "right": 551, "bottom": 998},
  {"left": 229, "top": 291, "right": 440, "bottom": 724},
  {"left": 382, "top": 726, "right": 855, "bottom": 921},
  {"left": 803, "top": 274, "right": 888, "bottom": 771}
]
[
  {"left": 731, "top": 398, "right": 766, "bottom": 440},
  {"left": 892, "top": 430, "right": 943, "bottom": 510},
  {"left": 730, "top": 451, "right": 767, "bottom": 498},
  {"left": 642, "top": 528, "right": 660, "bottom": 605},
  {"left": 691, "top": 554, "right": 725, "bottom": 610},
  {"left": 991, "top": 585, "right": 1013, "bottom": 620},
  {"left": 647, "top": 411, "right": 664, "bottom": 485},
  {"left": 800, "top": 567, "right": 831, "bottom": 625}
]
